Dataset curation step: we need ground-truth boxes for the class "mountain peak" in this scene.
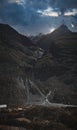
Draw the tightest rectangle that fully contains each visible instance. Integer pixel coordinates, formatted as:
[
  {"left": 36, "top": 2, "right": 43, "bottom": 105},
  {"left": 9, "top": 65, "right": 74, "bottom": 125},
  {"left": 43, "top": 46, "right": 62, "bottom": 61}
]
[
  {"left": 54, "top": 24, "right": 71, "bottom": 34},
  {"left": 0, "top": 23, "right": 19, "bottom": 35},
  {"left": 58, "top": 24, "right": 69, "bottom": 30}
]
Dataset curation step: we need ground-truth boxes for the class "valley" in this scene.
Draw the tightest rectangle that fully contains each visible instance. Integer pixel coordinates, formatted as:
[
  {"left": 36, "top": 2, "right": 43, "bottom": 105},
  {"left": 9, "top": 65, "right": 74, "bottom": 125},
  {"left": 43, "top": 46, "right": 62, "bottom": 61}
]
[{"left": 0, "top": 23, "right": 77, "bottom": 130}]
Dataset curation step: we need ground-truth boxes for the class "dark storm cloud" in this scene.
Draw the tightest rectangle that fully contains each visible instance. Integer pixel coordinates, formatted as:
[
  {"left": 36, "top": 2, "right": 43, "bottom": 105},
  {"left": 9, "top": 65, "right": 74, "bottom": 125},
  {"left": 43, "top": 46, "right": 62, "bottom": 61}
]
[
  {"left": 0, "top": 3, "right": 26, "bottom": 25},
  {"left": 26, "top": 0, "right": 50, "bottom": 9},
  {"left": 50, "top": 0, "right": 77, "bottom": 9},
  {"left": 0, "top": 0, "right": 77, "bottom": 35},
  {"left": 0, "top": 0, "right": 43, "bottom": 25}
]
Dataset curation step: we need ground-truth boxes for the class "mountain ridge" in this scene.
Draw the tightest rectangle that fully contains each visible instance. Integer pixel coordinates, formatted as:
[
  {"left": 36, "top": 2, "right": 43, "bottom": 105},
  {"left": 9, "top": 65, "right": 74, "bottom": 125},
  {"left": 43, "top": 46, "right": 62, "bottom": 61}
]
[
  {"left": 36, "top": 24, "right": 77, "bottom": 50},
  {"left": 0, "top": 23, "right": 36, "bottom": 48},
  {"left": 0, "top": 23, "right": 38, "bottom": 106}
]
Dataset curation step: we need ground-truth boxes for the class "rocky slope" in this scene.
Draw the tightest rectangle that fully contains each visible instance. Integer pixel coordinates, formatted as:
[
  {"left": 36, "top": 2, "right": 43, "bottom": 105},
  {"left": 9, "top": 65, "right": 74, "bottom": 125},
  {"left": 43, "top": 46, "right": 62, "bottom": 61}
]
[
  {"left": 34, "top": 24, "right": 77, "bottom": 105},
  {"left": 0, "top": 105, "right": 77, "bottom": 130},
  {"left": 0, "top": 23, "right": 77, "bottom": 106},
  {"left": 0, "top": 23, "right": 39, "bottom": 106},
  {"left": 37, "top": 24, "right": 77, "bottom": 50}
]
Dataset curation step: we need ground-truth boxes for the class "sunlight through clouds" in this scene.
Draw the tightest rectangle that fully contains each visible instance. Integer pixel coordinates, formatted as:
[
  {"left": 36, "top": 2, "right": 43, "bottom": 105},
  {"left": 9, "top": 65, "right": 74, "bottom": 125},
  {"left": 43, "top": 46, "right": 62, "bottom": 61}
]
[
  {"left": 37, "top": 7, "right": 59, "bottom": 17},
  {"left": 64, "top": 9, "right": 77, "bottom": 16}
]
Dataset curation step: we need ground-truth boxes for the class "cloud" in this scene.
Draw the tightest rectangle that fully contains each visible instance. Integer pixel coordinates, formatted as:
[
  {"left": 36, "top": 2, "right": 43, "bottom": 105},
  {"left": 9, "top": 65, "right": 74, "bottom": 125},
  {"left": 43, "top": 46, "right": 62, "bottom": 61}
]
[
  {"left": 8, "top": 0, "right": 23, "bottom": 3},
  {"left": 0, "top": 0, "right": 77, "bottom": 35},
  {"left": 64, "top": 9, "right": 77, "bottom": 16},
  {"left": 37, "top": 7, "right": 59, "bottom": 17},
  {"left": 50, "top": 0, "right": 77, "bottom": 14},
  {"left": 0, "top": 2, "right": 26, "bottom": 25}
]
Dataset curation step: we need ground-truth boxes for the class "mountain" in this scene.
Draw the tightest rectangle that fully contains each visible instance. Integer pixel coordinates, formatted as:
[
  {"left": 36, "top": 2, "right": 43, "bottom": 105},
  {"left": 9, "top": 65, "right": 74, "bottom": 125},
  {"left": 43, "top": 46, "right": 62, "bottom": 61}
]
[
  {"left": 0, "top": 23, "right": 36, "bottom": 48},
  {"left": 33, "top": 25, "right": 77, "bottom": 105},
  {"left": 37, "top": 24, "right": 76, "bottom": 50},
  {"left": 29, "top": 33, "right": 43, "bottom": 44},
  {"left": 0, "top": 23, "right": 39, "bottom": 106},
  {"left": 51, "top": 24, "right": 71, "bottom": 36},
  {"left": 0, "top": 23, "right": 77, "bottom": 106}
]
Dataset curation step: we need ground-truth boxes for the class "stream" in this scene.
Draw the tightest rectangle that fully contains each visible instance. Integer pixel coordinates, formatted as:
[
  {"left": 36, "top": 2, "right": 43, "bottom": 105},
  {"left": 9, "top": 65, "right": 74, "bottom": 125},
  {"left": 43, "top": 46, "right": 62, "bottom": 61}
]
[{"left": 24, "top": 78, "right": 77, "bottom": 107}]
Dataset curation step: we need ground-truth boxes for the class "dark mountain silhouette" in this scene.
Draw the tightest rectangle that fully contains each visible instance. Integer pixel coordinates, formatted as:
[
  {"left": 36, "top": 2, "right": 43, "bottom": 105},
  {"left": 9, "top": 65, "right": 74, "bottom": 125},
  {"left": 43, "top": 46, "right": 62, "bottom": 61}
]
[
  {"left": 0, "top": 23, "right": 36, "bottom": 48},
  {"left": 52, "top": 24, "right": 71, "bottom": 35}
]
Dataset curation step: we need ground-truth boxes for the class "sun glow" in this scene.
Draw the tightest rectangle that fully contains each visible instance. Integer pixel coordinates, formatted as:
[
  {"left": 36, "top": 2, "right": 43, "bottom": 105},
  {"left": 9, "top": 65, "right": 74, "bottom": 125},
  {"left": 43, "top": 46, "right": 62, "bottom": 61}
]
[
  {"left": 71, "top": 24, "right": 75, "bottom": 28},
  {"left": 50, "top": 28, "right": 55, "bottom": 33}
]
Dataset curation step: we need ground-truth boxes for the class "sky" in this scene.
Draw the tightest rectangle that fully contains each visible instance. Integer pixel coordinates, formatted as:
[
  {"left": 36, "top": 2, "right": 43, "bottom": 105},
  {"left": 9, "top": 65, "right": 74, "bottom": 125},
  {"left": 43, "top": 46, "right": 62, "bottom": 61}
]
[{"left": 0, "top": 0, "right": 77, "bottom": 35}]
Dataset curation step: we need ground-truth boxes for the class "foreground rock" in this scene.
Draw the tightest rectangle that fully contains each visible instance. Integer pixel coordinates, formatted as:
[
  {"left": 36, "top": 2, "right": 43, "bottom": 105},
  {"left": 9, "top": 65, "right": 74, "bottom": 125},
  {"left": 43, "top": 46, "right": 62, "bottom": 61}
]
[{"left": 0, "top": 105, "right": 77, "bottom": 130}]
